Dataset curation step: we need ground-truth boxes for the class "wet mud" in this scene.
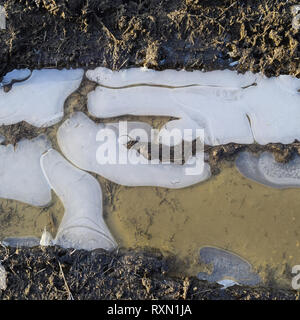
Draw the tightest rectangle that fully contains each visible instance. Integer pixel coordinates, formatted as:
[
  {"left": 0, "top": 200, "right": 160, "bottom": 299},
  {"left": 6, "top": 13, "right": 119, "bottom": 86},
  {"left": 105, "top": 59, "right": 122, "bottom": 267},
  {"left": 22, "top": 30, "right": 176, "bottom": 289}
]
[
  {"left": 0, "top": 73, "right": 300, "bottom": 300},
  {"left": 0, "top": 0, "right": 299, "bottom": 79},
  {"left": 0, "top": 0, "right": 300, "bottom": 300},
  {"left": 0, "top": 246, "right": 299, "bottom": 300}
]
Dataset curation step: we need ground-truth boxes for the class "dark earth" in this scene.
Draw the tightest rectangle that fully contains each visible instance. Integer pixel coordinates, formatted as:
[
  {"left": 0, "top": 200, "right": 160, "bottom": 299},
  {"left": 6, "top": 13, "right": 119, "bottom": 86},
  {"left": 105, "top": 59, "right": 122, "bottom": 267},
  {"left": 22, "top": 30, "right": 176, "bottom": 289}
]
[
  {"left": 0, "top": 0, "right": 299, "bottom": 79},
  {"left": 0, "top": 246, "right": 299, "bottom": 300},
  {"left": 0, "top": 0, "right": 299, "bottom": 299}
]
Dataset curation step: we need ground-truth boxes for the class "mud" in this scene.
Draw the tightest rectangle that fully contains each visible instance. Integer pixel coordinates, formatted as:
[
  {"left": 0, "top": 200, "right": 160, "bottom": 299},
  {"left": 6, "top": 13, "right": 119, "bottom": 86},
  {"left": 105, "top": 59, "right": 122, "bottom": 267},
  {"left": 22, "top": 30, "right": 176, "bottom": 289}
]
[
  {"left": 0, "top": 245, "right": 299, "bottom": 300},
  {"left": 0, "top": 0, "right": 300, "bottom": 300},
  {"left": 104, "top": 163, "right": 300, "bottom": 289},
  {"left": 0, "top": 0, "right": 299, "bottom": 79}
]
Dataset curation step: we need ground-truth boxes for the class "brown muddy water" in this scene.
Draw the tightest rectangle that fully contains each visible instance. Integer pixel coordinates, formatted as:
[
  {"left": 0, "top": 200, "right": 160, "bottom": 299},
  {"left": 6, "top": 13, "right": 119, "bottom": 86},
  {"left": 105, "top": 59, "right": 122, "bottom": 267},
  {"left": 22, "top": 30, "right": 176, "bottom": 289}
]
[
  {"left": 0, "top": 80, "right": 299, "bottom": 289},
  {"left": 103, "top": 162, "right": 300, "bottom": 288},
  {"left": 0, "top": 163, "right": 300, "bottom": 287},
  {"left": 0, "top": 143, "right": 299, "bottom": 288}
]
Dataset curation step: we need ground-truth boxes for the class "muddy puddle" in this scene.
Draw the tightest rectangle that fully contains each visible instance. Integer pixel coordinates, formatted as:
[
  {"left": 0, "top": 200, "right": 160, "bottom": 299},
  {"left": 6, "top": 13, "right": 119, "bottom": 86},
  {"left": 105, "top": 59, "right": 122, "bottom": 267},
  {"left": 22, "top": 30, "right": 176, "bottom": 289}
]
[
  {"left": 0, "top": 77, "right": 299, "bottom": 290},
  {"left": 103, "top": 162, "right": 300, "bottom": 288},
  {"left": 0, "top": 134, "right": 299, "bottom": 289},
  {"left": 0, "top": 192, "right": 64, "bottom": 240}
]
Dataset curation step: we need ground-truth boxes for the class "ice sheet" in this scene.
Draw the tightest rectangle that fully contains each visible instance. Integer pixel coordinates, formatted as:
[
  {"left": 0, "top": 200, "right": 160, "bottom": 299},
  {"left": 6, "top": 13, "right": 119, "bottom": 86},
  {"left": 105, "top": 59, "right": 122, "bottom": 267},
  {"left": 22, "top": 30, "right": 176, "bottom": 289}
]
[
  {"left": 0, "top": 135, "right": 52, "bottom": 206},
  {"left": 86, "top": 67, "right": 256, "bottom": 87},
  {"left": 198, "top": 246, "right": 260, "bottom": 286},
  {"left": 0, "top": 69, "right": 83, "bottom": 127},
  {"left": 41, "top": 149, "right": 117, "bottom": 251},
  {"left": 87, "top": 68, "right": 300, "bottom": 146},
  {"left": 236, "top": 151, "right": 300, "bottom": 189},
  {"left": 57, "top": 112, "right": 211, "bottom": 188}
]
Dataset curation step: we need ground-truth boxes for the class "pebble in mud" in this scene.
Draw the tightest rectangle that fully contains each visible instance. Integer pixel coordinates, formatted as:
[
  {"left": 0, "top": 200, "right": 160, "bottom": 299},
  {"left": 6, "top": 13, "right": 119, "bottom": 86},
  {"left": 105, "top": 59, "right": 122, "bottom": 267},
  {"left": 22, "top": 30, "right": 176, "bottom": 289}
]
[
  {"left": 197, "top": 247, "right": 261, "bottom": 286},
  {"left": 236, "top": 151, "right": 300, "bottom": 189}
]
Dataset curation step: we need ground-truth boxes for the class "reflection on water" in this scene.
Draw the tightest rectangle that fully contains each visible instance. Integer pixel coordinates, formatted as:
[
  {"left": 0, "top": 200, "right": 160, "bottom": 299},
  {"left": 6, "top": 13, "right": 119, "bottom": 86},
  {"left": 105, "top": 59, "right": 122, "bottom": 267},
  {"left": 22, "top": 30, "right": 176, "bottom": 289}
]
[{"left": 104, "top": 162, "right": 300, "bottom": 288}]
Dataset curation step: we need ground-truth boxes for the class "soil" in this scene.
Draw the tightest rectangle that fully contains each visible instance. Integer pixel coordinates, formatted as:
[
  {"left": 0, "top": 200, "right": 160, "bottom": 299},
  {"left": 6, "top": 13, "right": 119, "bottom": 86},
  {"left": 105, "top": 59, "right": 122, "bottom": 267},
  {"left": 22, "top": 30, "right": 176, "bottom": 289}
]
[
  {"left": 206, "top": 142, "right": 300, "bottom": 175},
  {"left": 0, "top": 0, "right": 299, "bottom": 80},
  {"left": 1, "top": 0, "right": 299, "bottom": 166},
  {"left": 0, "top": 0, "right": 300, "bottom": 300},
  {"left": 0, "top": 74, "right": 298, "bottom": 173},
  {"left": 0, "top": 245, "right": 299, "bottom": 300}
]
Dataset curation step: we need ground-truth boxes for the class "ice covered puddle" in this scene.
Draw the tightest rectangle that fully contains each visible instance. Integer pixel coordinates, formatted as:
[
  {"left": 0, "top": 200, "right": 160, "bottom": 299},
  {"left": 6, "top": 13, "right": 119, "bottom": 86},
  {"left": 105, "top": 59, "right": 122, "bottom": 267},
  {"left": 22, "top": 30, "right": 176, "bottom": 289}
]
[
  {"left": 57, "top": 112, "right": 211, "bottom": 188},
  {"left": 1, "top": 69, "right": 31, "bottom": 87},
  {"left": 0, "top": 135, "right": 51, "bottom": 206},
  {"left": 0, "top": 146, "right": 117, "bottom": 251},
  {"left": 41, "top": 149, "right": 116, "bottom": 251},
  {"left": 0, "top": 133, "right": 115, "bottom": 251},
  {"left": 198, "top": 247, "right": 260, "bottom": 286},
  {"left": 0, "top": 263, "right": 7, "bottom": 291},
  {"left": 87, "top": 67, "right": 300, "bottom": 145},
  {"left": 236, "top": 152, "right": 300, "bottom": 189},
  {"left": 0, "top": 69, "right": 83, "bottom": 127}
]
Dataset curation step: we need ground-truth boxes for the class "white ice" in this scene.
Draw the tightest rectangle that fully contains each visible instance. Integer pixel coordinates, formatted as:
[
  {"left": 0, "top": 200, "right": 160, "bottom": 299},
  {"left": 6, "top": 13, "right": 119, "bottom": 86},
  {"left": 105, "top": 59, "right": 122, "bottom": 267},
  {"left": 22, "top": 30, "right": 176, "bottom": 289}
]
[
  {"left": 236, "top": 151, "right": 300, "bottom": 189},
  {"left": 86, "top": 67, "right": 300, "bottom": 146},
  {"left": 1, "top": 69, "right": 31, "bottom": 86},
  {"left": 41, "top": 149, "right": 117, "bottom": 251},
  {"left": 86, "top": 67, "right": 256, "bottom": 87},
  {"left": 0, "top": 135, "right": 52, "bottom": 206},
  {"left": 0, "top": 69, "right": 83, "bottom": 127},
  {"left": 40, "top": 228, "right": 54, "bottom": 247},
  {"left": 0, "top": 263, "right": 6, "bottom": 290},
  {"left": 57, "top": 112, "right": 211, "bottom": 188},
  {"left": 217, "top": 279, "right": 239, "bottom": 289},
  {"left": 2, "top": 237, "right": 40, "bottom": 248},
  {"left": 198, "top": 246, "right": 260, "bottom": 286}
]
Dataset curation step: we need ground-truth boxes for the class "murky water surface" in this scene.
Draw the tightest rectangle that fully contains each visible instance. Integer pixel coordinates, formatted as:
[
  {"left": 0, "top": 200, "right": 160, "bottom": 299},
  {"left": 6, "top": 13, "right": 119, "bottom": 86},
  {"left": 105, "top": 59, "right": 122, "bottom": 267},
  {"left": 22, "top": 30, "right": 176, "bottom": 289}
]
[
  {"left": 103, "top": 163, "right": 300, "bottom": 287},
  {"left": 0, "top": 192, "right": 63, "bottom": 240},
  {"left": 0, "top": 77, "right": 299, "bottom": 289},
  {"left": 2, "top": 162, "right": 299, "bottom": 287}
]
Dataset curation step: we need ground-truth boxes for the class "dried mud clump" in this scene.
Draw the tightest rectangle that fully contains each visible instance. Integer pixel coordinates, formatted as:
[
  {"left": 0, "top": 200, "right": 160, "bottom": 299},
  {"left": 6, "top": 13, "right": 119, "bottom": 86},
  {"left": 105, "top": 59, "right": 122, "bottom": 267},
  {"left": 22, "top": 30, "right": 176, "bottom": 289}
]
[{"left": 0, "top": 0, "right": 299, "bottom": 78}]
